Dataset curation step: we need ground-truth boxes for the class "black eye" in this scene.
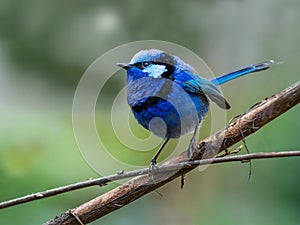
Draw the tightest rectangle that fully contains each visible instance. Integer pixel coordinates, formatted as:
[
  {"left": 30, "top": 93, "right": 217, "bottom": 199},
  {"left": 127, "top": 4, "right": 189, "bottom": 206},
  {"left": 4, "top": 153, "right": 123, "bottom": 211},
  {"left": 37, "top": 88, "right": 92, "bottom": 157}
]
[
  {"left": 142, "top": 62, "right": 149, "bottom": 67},
  {"left": 134, "top": 61, "right": 150, "bottom": 69}
]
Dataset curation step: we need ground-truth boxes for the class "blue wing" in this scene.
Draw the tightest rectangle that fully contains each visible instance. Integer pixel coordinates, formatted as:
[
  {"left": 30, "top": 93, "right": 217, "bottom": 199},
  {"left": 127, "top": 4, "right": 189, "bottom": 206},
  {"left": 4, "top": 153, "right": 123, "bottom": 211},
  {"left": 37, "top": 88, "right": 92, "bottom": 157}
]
[{"left": 174, "top": 70, "right": 230, "bottom": 109}]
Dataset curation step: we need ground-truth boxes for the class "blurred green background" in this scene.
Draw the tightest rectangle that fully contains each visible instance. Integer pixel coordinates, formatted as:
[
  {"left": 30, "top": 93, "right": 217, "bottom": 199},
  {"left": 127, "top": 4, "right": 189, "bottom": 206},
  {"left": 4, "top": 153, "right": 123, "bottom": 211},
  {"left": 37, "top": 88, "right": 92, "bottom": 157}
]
[{"left": 0, "top": 0, "right": 299, "bottom": 224}]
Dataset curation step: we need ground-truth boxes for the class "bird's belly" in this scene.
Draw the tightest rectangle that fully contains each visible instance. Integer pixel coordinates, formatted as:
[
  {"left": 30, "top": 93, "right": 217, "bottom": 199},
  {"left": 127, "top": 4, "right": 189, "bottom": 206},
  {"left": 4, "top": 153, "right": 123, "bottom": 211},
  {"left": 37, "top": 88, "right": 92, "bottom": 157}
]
[{"left": 132, "top": 94, "right": 209, "bottom": 139}]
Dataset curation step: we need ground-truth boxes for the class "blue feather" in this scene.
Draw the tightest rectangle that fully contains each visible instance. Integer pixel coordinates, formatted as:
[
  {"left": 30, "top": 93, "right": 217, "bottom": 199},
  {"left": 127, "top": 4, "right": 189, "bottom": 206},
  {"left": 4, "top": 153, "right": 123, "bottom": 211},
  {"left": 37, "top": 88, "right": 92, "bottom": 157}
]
[
  {"left": 211, "top": 60, "right": 275, "bottom": 85},
  {"left": 117, "top": 49, "right": 275, "bottom": 164}
]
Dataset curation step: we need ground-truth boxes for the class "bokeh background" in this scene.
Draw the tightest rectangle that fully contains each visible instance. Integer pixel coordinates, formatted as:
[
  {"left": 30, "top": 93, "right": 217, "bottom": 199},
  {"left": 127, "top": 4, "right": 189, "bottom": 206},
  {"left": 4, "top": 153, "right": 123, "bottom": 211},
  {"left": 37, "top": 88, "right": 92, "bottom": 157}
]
[{"left": 0, "top": 0, "right": 299, "bottom": 224}]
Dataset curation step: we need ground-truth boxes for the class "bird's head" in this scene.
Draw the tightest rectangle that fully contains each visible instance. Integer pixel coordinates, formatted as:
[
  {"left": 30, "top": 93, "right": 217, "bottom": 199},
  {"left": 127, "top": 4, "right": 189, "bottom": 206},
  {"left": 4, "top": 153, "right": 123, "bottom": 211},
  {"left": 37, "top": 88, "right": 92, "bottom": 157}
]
[{"left": 117, "top": 49, "right": 195, "bottom": 82}]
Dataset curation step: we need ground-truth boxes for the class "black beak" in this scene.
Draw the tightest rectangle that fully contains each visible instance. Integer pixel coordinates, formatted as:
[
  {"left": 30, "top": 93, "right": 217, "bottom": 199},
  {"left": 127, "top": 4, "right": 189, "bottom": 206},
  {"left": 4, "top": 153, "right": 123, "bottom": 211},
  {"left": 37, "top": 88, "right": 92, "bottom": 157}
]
[{"left": 116, "top": 63, "right": 132, "bottom": 70}]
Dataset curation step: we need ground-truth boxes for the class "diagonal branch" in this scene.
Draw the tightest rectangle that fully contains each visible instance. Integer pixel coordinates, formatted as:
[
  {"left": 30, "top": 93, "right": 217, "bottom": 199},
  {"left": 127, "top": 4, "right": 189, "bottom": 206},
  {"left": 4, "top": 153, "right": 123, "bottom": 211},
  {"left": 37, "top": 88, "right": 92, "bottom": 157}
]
[
  {"left": 1, "top": 150, "right": 300, "bottom": 210},
  {"left": 43, "top": 80, "right": 299, "bottom": 225}
]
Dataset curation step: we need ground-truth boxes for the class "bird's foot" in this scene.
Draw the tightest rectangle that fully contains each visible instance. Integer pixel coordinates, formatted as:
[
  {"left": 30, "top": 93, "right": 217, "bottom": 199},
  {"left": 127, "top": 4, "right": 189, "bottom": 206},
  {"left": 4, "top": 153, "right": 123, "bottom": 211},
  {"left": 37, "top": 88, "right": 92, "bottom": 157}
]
[
  {"left": 148, "top": 159, "right": 159, "bottom": 181},
  {"left": 149, "top": 159, "right": 158, "bottom": 170}
]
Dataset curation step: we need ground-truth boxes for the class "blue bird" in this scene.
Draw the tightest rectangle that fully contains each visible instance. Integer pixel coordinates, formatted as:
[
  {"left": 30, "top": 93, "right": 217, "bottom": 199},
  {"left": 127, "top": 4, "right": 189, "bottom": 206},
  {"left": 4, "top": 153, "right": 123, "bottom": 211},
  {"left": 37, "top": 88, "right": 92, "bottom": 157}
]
[{"left": 117, "top": 49, "right": 274, "bottom": 165}]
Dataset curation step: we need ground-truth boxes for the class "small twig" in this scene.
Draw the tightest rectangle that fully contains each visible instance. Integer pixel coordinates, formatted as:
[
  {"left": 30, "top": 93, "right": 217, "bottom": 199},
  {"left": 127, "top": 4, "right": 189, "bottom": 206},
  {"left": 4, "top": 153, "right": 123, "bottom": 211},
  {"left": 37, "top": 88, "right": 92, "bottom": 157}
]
[
  {"left": 70, "top": 210, "right": 85, "bottom": 225},
  {"left": 1, "top": 150, "right": 300, "bottom": 210},
  {"left": 217, "top": 145, "right": 243, "bottom": 157},
  {"left": 237, "top": 118, "right": 252, "bottom": 181}
]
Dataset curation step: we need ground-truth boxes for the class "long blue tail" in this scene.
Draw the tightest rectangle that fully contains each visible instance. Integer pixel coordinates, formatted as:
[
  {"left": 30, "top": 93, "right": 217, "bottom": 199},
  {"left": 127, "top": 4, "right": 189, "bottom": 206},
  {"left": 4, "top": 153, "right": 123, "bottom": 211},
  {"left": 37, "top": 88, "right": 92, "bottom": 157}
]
[{"left": 211, "top": 60, "right": 275, "bottom": 85}]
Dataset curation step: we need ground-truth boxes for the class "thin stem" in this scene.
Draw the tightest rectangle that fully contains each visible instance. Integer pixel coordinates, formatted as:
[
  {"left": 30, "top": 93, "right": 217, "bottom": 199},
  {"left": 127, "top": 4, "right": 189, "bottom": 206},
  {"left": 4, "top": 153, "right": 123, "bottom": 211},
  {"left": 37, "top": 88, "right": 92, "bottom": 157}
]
[{"left": 1, "top": 150, "right": 300, "bottom": 210}]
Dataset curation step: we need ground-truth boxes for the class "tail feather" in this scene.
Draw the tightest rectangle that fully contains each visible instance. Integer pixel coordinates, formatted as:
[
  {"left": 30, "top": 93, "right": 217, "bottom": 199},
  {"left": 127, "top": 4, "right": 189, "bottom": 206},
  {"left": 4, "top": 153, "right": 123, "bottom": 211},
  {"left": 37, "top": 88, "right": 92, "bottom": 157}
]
[{"left": 211, "top": 60, "right": 276, "bottom": 85}]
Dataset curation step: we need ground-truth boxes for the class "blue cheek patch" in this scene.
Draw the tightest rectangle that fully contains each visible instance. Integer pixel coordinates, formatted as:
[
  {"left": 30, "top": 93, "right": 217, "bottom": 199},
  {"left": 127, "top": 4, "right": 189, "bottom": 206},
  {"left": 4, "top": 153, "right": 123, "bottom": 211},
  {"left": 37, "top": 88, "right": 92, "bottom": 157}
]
[{"left": 143, "top": 64, "right": 167, "bottom": 78}]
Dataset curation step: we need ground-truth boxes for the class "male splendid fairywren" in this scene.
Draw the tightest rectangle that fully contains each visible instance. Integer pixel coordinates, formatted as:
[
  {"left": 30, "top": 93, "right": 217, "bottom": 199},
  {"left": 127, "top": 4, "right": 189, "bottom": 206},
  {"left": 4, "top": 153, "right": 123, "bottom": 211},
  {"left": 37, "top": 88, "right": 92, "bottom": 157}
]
[{"left": 117, "top": 49, "right": 274, "bottom": 165}]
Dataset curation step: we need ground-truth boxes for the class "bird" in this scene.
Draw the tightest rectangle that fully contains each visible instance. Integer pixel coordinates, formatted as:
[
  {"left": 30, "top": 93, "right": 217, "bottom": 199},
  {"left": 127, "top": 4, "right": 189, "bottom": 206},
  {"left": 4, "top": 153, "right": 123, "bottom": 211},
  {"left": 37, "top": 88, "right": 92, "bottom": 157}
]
[{"left": 117, "top": 49, "right": 275, "bottom": 166}]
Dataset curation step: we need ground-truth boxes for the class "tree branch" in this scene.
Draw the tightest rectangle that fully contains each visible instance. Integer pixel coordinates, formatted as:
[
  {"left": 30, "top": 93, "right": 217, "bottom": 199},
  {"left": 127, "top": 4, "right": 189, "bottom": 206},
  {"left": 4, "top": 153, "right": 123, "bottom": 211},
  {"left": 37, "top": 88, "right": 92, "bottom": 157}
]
[
  {"left": 42, "top": 80, "right": 300, "bottom": 225},
  {"left": 1, "top": 150, "right": 300, "bottom": 210}
]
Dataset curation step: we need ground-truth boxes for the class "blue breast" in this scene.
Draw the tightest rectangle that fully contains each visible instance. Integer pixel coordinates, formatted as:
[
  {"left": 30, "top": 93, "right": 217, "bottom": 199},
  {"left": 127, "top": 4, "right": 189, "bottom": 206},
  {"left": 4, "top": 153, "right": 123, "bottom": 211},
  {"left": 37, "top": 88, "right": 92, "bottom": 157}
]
[{"left": 126, "top": 68, "right": 209, "bottom": 138}]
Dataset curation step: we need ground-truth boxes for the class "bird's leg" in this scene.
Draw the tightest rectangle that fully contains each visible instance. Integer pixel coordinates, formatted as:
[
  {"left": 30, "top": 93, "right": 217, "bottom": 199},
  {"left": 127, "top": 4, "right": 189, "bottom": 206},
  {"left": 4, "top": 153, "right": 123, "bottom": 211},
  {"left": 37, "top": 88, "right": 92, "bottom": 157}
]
[
  {"left": 188, "top": 124, "right": 199, "bottom": 160},
  {"left": 150, "top": 138, "right": 170, "bottom": 166},
  {"left": 149, "top": 138, "right": 170, "bottom": 180}
]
